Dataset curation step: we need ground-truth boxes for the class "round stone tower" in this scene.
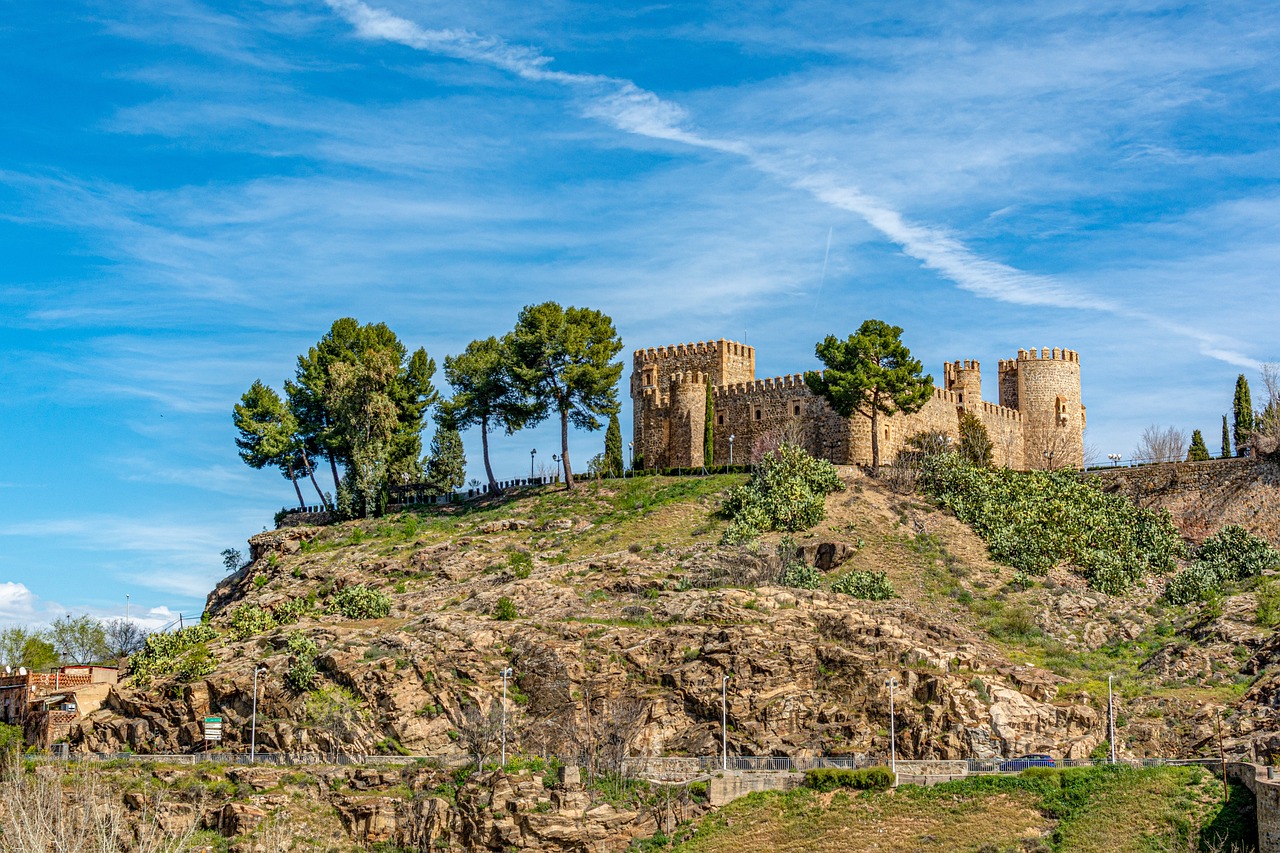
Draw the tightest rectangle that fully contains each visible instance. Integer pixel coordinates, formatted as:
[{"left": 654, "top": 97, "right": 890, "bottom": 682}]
[
  {"left": 1014, "top": 348, "right": 1084, "bottom": 469},
  {"left": 944, "top": 360, "right": 982, "bottom": 410},
  {"left": 667, "top": 371, "right": 707, "bottom": 468}
]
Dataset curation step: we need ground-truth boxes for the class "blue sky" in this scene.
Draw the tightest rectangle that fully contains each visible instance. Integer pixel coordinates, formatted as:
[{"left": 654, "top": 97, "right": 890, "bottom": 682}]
[{"left": 2, "top": 0, "right": 1278, "bottom": 627}]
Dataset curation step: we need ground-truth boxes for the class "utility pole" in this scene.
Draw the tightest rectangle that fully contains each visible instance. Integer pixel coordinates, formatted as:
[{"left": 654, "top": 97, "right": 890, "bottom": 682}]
[
  {"left": 501, "top": 667, "right": 513, "bottom": 768},
  {"left": 1108, "top": 674, "right": 1116, "bottom": 764},
  {"left": 722, "top": 675, "right": 730, "bottom": 771},
  {"left": 251, "top": 666, "right": 266, "bottom": 761},
  {"left": 886, "top": 677, "right": 898, "bottom": 775}
]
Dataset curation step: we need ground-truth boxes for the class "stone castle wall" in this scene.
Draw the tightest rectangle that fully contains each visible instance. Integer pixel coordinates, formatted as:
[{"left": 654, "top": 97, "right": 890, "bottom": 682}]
[{"left": 632, "top": 340, "right": 1083, "bottom": 471}]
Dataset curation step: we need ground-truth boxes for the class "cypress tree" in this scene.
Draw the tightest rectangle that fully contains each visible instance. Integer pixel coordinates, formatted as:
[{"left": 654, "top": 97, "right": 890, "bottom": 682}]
[
  {"left": 425, "top": 423, "right": 467, "bottom": 495},
  {"left": 603, "top": 412, "right": 624, "bottom": 477},
  {"left": 1187, "top": 430, "right": 1210, "bottom": 462},
  {"left": 704, "top": 378, "right": 715, "bottom": 466},
  {"left": 1221, "top": 414, "right": 1232, "bottom": 459},
  {"left": 1234, "top": 375, "right": 1254, "bottom": 456}
]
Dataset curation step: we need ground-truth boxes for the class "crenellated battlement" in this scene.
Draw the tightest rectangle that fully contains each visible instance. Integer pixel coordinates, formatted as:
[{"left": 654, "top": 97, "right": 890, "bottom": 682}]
[
  {"left": 979, "top": 400, "right": 1022, "bottom": 422},
  {"left": 633, "top": 338, "right": 754, "bottom": 364},
  {"left": 1015, "top": 347, "right": 1079, "bottom": 364},
  {"left": 713, "top": 373, "right": 809, "bottom": 399}
]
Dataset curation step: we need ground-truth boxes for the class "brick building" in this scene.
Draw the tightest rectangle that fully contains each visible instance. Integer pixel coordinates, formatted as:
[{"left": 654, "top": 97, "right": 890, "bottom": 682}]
[
  {"left": 0, "top": 665, "right": 118, "bottom": 746},
  {"left": 631, "top": 339, "right": 1085, "bottom": 471}
]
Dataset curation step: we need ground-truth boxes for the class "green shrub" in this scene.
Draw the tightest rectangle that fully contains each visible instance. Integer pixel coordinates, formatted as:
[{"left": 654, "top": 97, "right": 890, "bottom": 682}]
[
  {"left": 1199, "top": 525, "right": 1280, "bottom": 579},
  {"left": 331, "top": 585, "right": 392, "bottom": 620},
  {"left": 1165, "top": 526, "right": 1280, "bottom": 604},
  {"left": 720, "top": 444, "right": 845, "bottom": 544},
  {"left": 919, "top": 453, "right": 1184, "bottom": 594},
  {"left": 780, "top": 560, "right": 822, "bottom": 590},
  {"left": 803, "top": 766, "right": 895, "bottom": 792},
  {"left": 225, "top": 604, "right": 276, "bottom": 640},
  {"left": 494, "top": 596, "right": 519, "bottom": 621},
  {"left": 128, "top": 625, "right": 219, "bottom": 686},
  {"left": 832, "top": 570, "right": 895, "bottom": 600},
  {"left": 273, "top": 597, "right": 312, "bottom": 624},
  {"left": 284, "top": 658, "right": 318, "bottom": 692},
  {"left": 283, "top": 632, "right": 320, "bottom": 692}
]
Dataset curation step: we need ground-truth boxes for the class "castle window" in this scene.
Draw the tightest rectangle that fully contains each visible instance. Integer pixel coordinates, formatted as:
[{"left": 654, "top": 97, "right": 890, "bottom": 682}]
[
  {"left": 885, "top": 427, "right": 890, "bottom": 440},
  {"left": 717, "top": 414, "right": 723, "bottom": 425},
  {"left": 794, "top": 405, "right": 801, "bottom": 416},
  {"left": 755, "top": 408, "right": 762, "bottom": 421}
]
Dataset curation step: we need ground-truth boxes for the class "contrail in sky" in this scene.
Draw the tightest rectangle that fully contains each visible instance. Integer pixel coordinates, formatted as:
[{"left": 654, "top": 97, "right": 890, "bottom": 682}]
[
  {"left": 324, "top": 0, "right": 1259, "bottom": 369},
  {"left": 817, "top": 226, "right": 832, "bottom": 302}
]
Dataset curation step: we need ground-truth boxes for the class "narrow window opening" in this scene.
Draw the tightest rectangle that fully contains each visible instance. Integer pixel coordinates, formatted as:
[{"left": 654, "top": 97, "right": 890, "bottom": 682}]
[
  {"left": 717, "top": 414, "right": 724, "bottom": 425},
  {"left": 794, "top": 405, "right": 801, "bottom": 416},
  {"left": 755, "top": 409, "right": 762, "bottom": 421}
]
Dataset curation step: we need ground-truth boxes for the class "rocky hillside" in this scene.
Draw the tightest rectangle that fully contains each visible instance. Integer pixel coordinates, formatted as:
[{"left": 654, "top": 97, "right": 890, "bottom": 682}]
[{"left": 57, "top": 464, "right": 1280, "bottom": 848}]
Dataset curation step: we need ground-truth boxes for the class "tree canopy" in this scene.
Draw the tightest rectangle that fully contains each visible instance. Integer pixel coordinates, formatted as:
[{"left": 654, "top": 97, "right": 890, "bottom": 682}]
[
  {"left": 508, "top": 302, "right": 623, "bottom": 489},
  {"left": 1187, "top": 429, "right": 1211, "bottom": 462},
  {"left": 804, "top": 320, "right": 933, "bottom": 475},
  {"left": 442, "top": 335, "right": 533, "bottom": 495}
]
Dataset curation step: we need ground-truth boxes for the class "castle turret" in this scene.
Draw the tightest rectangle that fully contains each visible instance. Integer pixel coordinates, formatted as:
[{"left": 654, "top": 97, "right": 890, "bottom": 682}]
[
  {"left": 667, "top": 371, "right": 707, "bottom": 468},
  {"left": 630, "top": 339, "right": 753, "bottom": 469},
  {"left": 1006, "top": 348, "right": 1084, "bottom": 469},
  {"left": 944, "top": 360, "right": 982, "bottom": 410}
]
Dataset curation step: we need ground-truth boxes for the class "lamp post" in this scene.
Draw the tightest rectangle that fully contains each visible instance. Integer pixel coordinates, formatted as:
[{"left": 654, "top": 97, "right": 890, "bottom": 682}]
[
  {"left": 125, "top": 594, "right": 130, "bottom": 624},
  {"left": 1108, "top": 674, "right": 1116, "bottom": 765},
  {"left": 721, "top": 675, "right": 730, "bottom": 771},
  {"left": 251, "top": 665, "right": 267, "bottom": 761},
  {"left": 886, "top": 677, "right": 898, "bottom": 775},
  {"left": 628, "top": 442, "right": 633, "bottom": 475},
  {"left": 728, "top": 435, "right": 735, "bottom": 465},
  {"left": 552, "top": 454, "right": 560, "bottom": 483},
  {"left": 1107, "top": 453, "right": 1122, "bottom": 467},
  {"left": 1043, "top": 449, "right": 1055, "bottom": 470},
  {"left": 530, "top": 448, "right": 536, "bottom": 479},
  {"left": 500, "top": 667, "right": 513, "bottom": 767}
]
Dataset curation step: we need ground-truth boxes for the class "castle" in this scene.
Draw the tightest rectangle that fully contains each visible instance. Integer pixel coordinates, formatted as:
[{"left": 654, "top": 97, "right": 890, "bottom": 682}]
[{"left": 631, "top": 339, "right": 1086, "bottom": 471}]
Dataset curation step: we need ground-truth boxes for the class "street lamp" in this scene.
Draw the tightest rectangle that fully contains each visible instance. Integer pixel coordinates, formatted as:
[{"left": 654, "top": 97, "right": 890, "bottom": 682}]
[
  {"left": 721, "top": 675, "right": 731, "bottom": 771},
  {"left": 1107, "top": 453, "right": 1122, "bottom": 467},
  {"left": 552, "top": 454, "right": 560, "bottom": 483},
  {"left": 1108, "top": 674, "right": 1116, "bottom": 765},
  {"left": 530, "top": 448, "right": 537, "bottom": 479},
  {"left": 251, "top": 665, "right": 267, "bottom": 761},
  {"left": 885, "top": 677, "right": 899, "bottom": 775},
  {"left": 728, "top": 435, "right": 735, "bottom": 465},
  {"left": 500, "top": 667, "right": 513, "bottom": 767},
  {"left": 1043, "top": 449, "right": 1055, "bottom": 470},
  {"left": 628, "top": 442, "right": 633, "bottom": 475},
  {"left": 125, "top": 594, "right": 130, "bottom": 624}
]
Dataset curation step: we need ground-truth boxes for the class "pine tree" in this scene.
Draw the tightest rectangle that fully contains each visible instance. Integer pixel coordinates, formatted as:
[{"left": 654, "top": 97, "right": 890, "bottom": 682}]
[
  {"left": 804, "top": 320, "right": 933, "bottom": 476},
  {"left": 425, "top": 422, "right": 467, "bottom": 495},
  {"left": 1221, "top": 414, "right": 1232, "bottom": 459},
  {"left": 1234, "top": 374, "right": 1254, "bottom": 456},
  {"left": 704, "top": 378, "right": 715, "bottom": 466},
  {"left": 603, "top": 413, "right": 624, "bottom": 477},
  {"left": 1187, "top": 430, "right": 1210, "bottom": 462}
]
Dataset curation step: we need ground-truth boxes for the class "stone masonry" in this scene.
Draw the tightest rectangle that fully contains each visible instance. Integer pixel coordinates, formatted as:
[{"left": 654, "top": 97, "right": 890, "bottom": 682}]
[{"left": 631, "top": 339, "right": 1085, "bottom": 471}]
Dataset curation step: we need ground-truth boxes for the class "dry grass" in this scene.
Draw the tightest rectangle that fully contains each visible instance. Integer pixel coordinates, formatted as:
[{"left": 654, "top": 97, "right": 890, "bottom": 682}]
[{"left": 0, "top": 766, "right": 203, "bottom": 852}]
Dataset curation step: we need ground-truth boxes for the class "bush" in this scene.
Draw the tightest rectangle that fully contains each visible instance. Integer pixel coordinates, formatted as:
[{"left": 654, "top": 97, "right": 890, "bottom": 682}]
[
  {"left": 493, "top": 596, "right": 519, "bottom": 621},
  {"left": 128, "top": 624, "right": 219, "bottom": 686},
  {"left": 919, "top": 453, "right": 1184, "bottom": 594},
  {"left": 225, "top": 605, "right": 276, "bottom": 640},
  {"left": 721, "top": 444, "right": 845, "bottom": 544},
  {"left": 331, "top": 585, "right": 392, "bottom": 620},
  {"left": 780, "top": 561, "right": 822, "bottom": 590},
  {"left": 1164, "top": 525, "right": 1280, "bottom": 604},
  {"left": 283, "top": 632, "right": 320, "bottom": 693},
  {"left": 803, "top": 766, "right": 895, "bottom": 792},
  {"left": 273, "top": 597, "right": 312, "bottom": 624},
  {"left": 832, "top": 570, "right": 895, "bottom": 600}
]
